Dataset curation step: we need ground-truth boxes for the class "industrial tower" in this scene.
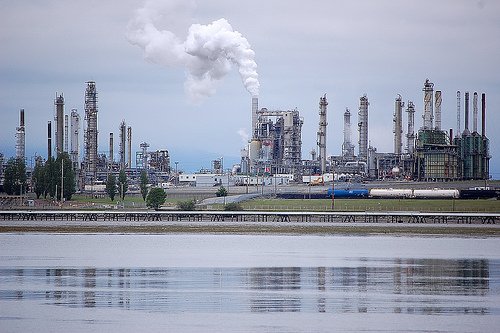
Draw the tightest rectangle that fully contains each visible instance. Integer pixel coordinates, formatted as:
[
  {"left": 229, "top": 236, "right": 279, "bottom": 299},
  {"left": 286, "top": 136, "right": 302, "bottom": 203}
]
[
  {"left": 15, "top": 109, "right": 25, "bottom": 160},
  {"left": 317, "top": 94, "right": 327, "bottom": 174},
  {"left": 55, "top": 94, "right": 65, "bottom": 156},
  {"left": 70, "top": 109, "right": 81, "bottom": 170},
  {"left": 358, "top": 94, "right": 369, "bottom": 161},
  {"left": 84, "top": 81, "right": 98, "bottom": 179},
  {"left": 393, "top": 95, "right": 403, "bottom": 155}
]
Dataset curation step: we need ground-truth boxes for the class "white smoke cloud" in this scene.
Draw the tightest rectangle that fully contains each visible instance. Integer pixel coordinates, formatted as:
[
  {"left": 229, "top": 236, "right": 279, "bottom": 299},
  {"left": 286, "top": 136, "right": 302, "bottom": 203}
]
[
  {"left": 237, "top": 128, "right": 249, "bottom": 145},
  {"left": 127, "top": 0, "right": 259, "bottom": 103}
]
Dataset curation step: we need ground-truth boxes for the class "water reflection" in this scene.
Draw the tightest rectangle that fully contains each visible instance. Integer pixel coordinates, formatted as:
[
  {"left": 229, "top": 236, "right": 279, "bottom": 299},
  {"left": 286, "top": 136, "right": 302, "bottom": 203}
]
[{"left": 0, "top": 259, "right": 497, "bottom": 315}]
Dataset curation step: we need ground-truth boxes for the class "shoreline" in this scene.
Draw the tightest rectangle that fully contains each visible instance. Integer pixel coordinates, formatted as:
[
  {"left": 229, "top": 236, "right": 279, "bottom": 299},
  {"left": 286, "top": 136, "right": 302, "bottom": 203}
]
[{"left": 1, "top": 220, "right": 499, "bottom": 237}]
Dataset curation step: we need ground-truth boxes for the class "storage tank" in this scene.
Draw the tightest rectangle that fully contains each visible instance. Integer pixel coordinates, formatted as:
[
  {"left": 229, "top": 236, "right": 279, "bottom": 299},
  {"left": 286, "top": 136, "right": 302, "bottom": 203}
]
[{"left": 249, "top": 140, "right": 261, "bottom": 161}]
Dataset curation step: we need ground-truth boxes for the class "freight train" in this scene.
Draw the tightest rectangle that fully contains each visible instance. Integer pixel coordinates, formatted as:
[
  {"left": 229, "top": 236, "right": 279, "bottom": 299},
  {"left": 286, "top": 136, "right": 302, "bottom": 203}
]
[{"left": 277, "top": 188, "right": 499, "bottom": 199}]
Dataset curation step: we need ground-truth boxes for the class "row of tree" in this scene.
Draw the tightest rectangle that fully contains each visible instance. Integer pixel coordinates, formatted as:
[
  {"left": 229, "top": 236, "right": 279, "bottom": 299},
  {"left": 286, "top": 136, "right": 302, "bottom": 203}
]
[{"left": 32, "top": 153, "right": 76, "bottom": 200}]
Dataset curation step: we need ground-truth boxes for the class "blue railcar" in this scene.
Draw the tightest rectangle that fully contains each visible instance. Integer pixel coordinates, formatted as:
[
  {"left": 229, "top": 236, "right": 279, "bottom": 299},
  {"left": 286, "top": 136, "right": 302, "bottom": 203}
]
[{"left": 327, "top": 189, "right": 369, "bottom": 198}]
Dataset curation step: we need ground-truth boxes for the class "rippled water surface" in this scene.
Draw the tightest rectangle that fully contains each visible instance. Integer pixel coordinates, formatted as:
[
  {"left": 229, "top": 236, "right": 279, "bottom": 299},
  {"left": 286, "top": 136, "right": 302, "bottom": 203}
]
[{"left": 1, "top": 234, "right": 499, "bottom": 332}]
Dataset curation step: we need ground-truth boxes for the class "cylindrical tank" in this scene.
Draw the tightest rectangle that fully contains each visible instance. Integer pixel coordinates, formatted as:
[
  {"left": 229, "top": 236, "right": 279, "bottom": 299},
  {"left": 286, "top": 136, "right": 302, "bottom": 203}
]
[
  {"left": 370, "top": 188, "right": 413, "bottom": 198},
  {"left": 413, "top": 189, "right": 459, "bottom": 198},
  {"left": 249, "top": 140, "right": 261, "bottom": 161}
]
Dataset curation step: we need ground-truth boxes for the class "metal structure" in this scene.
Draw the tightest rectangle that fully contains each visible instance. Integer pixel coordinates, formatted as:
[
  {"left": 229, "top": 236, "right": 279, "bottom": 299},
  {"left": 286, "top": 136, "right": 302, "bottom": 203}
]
[
  {"left": 405, "top": 101, "right": 415, "bottom": 155},
  {"left": 342, "top": 108, "right": 355, "bottom": 157},
  {"left": 393, "top": 95, "right": 403, "bottom": 155},
  {"left": 84, "top": 81, "right": 98, "bottom": 179},
  {"left": 317, "top": 94, "right": 327, "bottom": 174},
  {"left": 434, "top": 91, "right": 442, "bottom": 130},
  {"left": 119, "top": 120, "right": 126, "bottom": 169},
  {"left": 64, "top": 114, "right": 69, "bottom": 153},
  {"left": 422, "top": 79, "right": 434, "bottom": 130},
  {"left": 15, "top": 109, "right": 25, "bottom": 160},
  {"left": 358, "top": 94, "right": 369, "bottom": 161},
  {"left": 54, "top": 94, "right": 64, "bottom": 156},
  {"left": 70, "top": 109, "right": 81, "bottom": 169},
  {"left": 136, "top": 142, "right": 150, "bottom": 169},
  {"left": 149, "top": 149, "right": 171, "bottom": 173}
]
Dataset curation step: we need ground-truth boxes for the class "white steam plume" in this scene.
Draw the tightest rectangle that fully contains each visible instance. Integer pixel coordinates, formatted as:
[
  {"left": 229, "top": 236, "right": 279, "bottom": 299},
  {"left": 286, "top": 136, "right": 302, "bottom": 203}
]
[
  {"left": 127, "top": 0, "right": 259, "bottom": 103},
  {"left": 237, "top": 128, "right": 249, "bottom": 145}
]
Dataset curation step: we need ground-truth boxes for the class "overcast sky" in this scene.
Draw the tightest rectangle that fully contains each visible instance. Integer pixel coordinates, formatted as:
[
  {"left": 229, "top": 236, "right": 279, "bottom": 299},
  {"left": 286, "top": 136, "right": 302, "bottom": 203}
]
[{"left": 1, "top": 0, "right": 499, "bottom": 177}]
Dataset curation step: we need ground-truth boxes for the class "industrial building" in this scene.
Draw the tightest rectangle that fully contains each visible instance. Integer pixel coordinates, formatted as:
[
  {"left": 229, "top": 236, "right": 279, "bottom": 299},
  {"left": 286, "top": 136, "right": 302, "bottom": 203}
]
[{"left": 1, "top": 77, "right": 493, "bottom": 195}]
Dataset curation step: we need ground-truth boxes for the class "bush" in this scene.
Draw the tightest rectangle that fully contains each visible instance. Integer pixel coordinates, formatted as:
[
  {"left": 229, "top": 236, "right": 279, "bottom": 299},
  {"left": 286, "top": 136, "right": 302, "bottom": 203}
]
[
  {"left": 177, "top": 199, "right": 196, "bottom": 211},
  {"left": 216, "top": 186, "right": 228, "bottom": 197},
  {"left": 224, "top": 202, "right": 243, "bottom": 211}
]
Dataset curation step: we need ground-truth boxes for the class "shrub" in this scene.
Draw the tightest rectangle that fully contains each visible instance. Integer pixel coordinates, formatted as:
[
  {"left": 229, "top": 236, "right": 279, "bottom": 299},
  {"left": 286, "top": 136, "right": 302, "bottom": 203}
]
[
  {"left": 177, "top": 199, "right": 196, "bottom": 211},
  {"left": 224, "top": 202, "right": 243, "bottom": 211}
]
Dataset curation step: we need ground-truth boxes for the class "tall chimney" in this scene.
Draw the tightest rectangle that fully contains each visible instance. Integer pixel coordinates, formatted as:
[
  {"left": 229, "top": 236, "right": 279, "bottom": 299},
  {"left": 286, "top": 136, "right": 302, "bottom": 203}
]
[
  {"left": 109, "top": 133, "right": 114, "bottom": 163},
  {"left": 464, "top": 91, "right": 470, "bottom": 135},
  {"left": 55, "top": 93, "right": 64, "bottom": 156},
  {"left": 456, "top": 91, "right": 461, "bottom": 137},
  {"left": 473, "top": 92, "right": 478, "bottom": 134},
  {"left": 20, "top": 109, "right": 25, "bottom": 127},
  {"left": 482, "top": 93, "right": 486, "bottom": 137},
  {"left": 251, "top": 97, "right": 258, "bottom": 139},
  {"left": 127, "top": 126, "right": 132, "bottom": 168},
  {"left": 47, "top": 121, "right": 52, "bottom": 160},
  {"left": 16, "top": 109, "right": 26, "bottom": 160}
]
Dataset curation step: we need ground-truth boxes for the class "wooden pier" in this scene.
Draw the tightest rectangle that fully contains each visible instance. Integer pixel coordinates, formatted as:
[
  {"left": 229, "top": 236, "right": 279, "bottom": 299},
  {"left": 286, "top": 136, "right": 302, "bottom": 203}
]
[{"left": 0, "top": 210, "right": 497, "bottom": 224}]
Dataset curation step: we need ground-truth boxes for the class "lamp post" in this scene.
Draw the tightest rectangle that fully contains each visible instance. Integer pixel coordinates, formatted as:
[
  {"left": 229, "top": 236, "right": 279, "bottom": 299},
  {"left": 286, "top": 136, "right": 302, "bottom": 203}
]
[{"left": 331, "top": 162, "right": 335, "bottom": 211}]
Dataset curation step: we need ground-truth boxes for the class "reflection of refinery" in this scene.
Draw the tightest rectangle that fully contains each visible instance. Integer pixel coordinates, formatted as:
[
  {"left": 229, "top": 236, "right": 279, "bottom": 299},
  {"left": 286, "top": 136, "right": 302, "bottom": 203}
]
[{"left": 1, "top": 78, "right": 492, "bottom": 192}]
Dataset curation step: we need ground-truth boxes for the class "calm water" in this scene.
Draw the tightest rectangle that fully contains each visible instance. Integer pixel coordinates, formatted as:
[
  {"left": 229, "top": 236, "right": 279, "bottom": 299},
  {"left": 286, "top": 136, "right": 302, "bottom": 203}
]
[{"left": 1, "top": 234, "right": 500, "bottom": 332}]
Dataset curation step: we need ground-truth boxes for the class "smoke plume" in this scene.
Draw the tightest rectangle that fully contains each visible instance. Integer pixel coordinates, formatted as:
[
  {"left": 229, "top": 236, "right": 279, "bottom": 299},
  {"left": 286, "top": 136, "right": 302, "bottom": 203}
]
[{"left": 127, "top": 0, "right": 259, "bottom": 103}]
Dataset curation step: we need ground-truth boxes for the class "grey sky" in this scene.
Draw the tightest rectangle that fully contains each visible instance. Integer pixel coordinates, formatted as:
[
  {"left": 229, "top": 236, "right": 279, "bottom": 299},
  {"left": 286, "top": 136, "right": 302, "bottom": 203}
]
[{"left": 1, "top": 0, "right": 499, "bottom": 176}]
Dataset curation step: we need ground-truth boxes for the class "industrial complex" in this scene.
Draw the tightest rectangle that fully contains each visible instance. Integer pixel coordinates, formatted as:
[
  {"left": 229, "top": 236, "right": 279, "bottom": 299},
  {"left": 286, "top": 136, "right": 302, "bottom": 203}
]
[{"left": 0, "top": 78, "right": 492, "bottom": 193}]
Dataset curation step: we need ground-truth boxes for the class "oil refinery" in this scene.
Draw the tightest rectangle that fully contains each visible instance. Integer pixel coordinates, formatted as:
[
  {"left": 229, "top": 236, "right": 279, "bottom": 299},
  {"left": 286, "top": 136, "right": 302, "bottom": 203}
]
[{"left": 0, "top": 78, "right": 493, "bottom": 193}]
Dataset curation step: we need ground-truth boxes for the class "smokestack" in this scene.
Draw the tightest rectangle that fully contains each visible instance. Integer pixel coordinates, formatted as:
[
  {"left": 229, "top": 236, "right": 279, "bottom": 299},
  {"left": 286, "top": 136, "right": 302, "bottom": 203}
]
[
  {"left": 434, "top": 91, "right": 442, "bottom": 130},
  {"left": 456, "top": 91, "right": 461, "bottom": 137},
  {"left": 473, "top": 92, "right": 478, "bottom": 134},
  {"left": 20, "top": 109, "right": 25, "bottom": 127},
  {"left": 251, "top": 97, "right": 258, "bottom": 139},
  {"left": 464, "top": 91, "right": 470, "bottom": 135},
  {"left": 482, "top": 93, "right": 486, "bottom": 137},
  {"left": 47, "top": 121, "right": 52, "bottom": 160},
  {"left": 109, "top": 133, "right": 114, "bottom": 163},
  {"left": 450, "top": 129, "right": 453, "bottom": 143}
]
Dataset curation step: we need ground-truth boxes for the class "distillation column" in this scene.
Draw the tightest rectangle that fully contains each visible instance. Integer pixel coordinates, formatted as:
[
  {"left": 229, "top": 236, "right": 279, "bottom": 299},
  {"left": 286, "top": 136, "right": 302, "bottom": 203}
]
[
  {"left": 15, "top": 109, "right": 26, "bottom": 160},
  {"left": 434, "top": 91, "right": 442, "bottom": 130},
  {"left": 119, "top": 120, "right": 126, "bottom": 170},
  {"left": 55, "top": 94, "right": 65, "bottom": 156},
  {"left": 342, "top": 108, "right": 354, "bottom": 157},
  {"left": 84, "top": 81, "right": 98, "bottom": 178},
  {"left": 127, "top": 126, "right": 132, "bottom": 168},
  {"left": 70, "top": 109, "right": 80, "bottom": 169},
  {"left": 317, "top": 94, "right": 328, "bottom": 174},
  {"left": 358, "top": 94, "right": 369, "bottom": 161},
  {"left": 422, "top": 79, "right": 434, "bottom": 130},
  {"left": 47, "top": 121, "right": 52, "bottom": 160},
  {"left": 406, "top": 101, "right": 415, "bottom": 155},
  {"left": 393, "top": 95, "right": 403, "bottom": 155},
  {"left": 463, "top": 91, "right": 470, "bottom": 135},
  {"left": 109, "top": 133, "right": 114, "bottom": 163}
]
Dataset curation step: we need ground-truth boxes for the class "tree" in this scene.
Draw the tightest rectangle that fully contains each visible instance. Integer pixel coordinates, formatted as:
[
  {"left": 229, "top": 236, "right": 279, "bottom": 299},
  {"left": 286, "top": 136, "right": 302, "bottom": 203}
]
[
  {"left": 146, "top": 187, "right": 167, "bottom": 210},
  {"left": 117, "top": 169, "right": 128, "bottom": 201},
  {"left": 106, "top": 173, "right": 117, "bottom": 201},
  {"left": 216, "top": 186, "right": 228, "bottom": 197},
  {"left": 140, "top": 170, "right": 149, "bottom": 201},
  {"left": 44, "top": 157, "right": 57, "bottom": 199},
  {"left": 3, "top": 157, "right": 27, "bottom": 195}
]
